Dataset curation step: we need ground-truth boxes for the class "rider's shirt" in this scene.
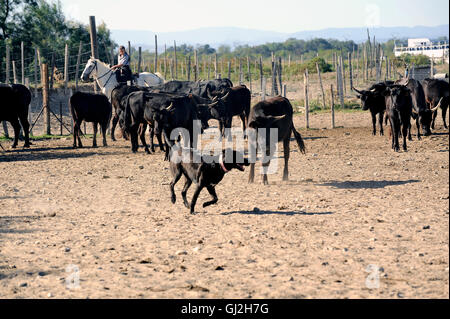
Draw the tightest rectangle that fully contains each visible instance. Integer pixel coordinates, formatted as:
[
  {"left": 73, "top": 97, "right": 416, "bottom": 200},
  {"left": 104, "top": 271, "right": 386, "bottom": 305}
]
[{"left": 118, "top": 53, "right": 130, "bottom": 66}]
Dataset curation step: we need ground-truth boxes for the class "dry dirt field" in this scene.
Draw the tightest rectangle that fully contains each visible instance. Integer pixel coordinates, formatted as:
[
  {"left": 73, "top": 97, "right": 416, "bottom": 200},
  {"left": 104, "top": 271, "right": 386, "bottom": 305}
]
[{"left": 0, "top": 111, "right": 448, "bottom": 299}]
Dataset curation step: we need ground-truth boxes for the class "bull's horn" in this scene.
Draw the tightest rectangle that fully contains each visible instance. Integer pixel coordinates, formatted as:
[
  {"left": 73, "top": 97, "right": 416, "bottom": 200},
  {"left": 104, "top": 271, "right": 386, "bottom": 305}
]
[
  {"left": 431, "top": 98, "right": 443, "bottom": 112},
  {"left": 270, "top": 115, "right": 286, "bottom": 121},
  {"left": 208, "top": 101, "right": 219, "bottom": 108},
  {"left": 221, "top": 91, "right": 230, "bottom": 100},
  {"left": 352, "top": 87, "right": 364, "bottom": 95},
  {"left": 166, "top": 102, "right": 174, "bottom": 111}
]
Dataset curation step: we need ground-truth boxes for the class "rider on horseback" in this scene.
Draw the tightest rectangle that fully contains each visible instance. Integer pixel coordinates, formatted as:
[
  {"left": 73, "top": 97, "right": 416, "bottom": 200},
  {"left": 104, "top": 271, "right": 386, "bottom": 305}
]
[{"left": 112, "top": 46, "right": 132, "bottom": 83}]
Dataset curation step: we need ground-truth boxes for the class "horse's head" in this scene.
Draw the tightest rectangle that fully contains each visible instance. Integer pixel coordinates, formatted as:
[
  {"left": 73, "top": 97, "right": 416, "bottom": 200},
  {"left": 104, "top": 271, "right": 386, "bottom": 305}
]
[{"left": 80, "top": 57, "right": 97, "bottom": 82}]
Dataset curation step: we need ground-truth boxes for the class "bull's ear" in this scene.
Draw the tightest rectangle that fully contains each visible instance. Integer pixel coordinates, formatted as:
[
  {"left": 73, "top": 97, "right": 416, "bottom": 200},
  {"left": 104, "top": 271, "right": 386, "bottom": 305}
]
[{"left": 356, "top": 95, "right": 361, "bottom": 99}]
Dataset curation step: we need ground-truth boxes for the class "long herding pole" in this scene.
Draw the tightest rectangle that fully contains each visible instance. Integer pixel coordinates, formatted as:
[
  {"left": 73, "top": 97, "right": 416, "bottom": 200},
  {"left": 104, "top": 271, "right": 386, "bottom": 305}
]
[
  {"left": 304, "top": 69, "right": 310, "bottom": 129},
  {"left": 174, "top": 41, "right": 177, "bottom": 79},
  {"left": 330, "top": 84, "right": 335, "bottom": 129},
  {"left": 42, "top": 64, "right": 50, "bottom": 135}
]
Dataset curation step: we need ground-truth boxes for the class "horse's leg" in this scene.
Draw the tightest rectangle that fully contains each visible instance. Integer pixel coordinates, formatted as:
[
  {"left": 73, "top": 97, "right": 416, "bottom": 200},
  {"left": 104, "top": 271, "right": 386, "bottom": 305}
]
[{"left": 111, "top": 113, "right": 119, "bottom": 141}]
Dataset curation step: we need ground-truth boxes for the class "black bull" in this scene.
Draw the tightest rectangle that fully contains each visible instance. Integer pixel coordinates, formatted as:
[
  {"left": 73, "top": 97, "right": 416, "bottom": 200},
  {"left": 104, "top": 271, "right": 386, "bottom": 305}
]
[
  {"left": 0, "top": 84, "right": 31, "bottom": 149},
  {"left": 383, "top": 85, "right": 413, "bottom": 152},
  {"left": 353, "top": 81, "right": 394, "bottom": 136},
  {"left": 70, "top": 92, "right": 112, "bottom": 148},
  {"left": 247, "top": 96, "right": 306, "bottom": 185},
  {"left": 422, "top": 78, "right": 449, "bottom": 130},
  {"left": 121, "top": 91, "right": 202, "bottom": 159}
]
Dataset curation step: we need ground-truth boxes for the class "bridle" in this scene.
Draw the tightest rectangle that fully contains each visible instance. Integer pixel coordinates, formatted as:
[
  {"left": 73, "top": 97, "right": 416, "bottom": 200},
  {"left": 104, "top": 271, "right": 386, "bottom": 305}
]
[{"left": 89, "top": 60, "right": 115, "bottom": 88}]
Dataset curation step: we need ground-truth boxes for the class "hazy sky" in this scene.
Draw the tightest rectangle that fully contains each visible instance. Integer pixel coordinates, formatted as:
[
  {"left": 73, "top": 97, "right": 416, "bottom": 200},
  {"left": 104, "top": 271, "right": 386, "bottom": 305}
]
[{"left": 59, "top": 0, "right": 449, "bottom": 32}]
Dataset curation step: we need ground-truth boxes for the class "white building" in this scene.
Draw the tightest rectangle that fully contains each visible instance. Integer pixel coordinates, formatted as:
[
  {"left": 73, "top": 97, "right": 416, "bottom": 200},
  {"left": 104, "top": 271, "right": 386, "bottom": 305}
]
[{"left": 394, "top": 38, "right": 449, "bottom": 62}]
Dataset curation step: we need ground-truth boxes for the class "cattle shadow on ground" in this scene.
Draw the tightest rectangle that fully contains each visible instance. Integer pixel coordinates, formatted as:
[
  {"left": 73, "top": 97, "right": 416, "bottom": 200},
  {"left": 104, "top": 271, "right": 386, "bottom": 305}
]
[
  {"left": 0, "top": 216, "right": 43, "bottom": 236},
  {"left": 0, "top": 147, "right": 109, "bottom": 163},
  {"left": 317, "top": 180, "right": 420, "bottom": 189},
  {"left": 221, "top": 210, "right": 334, "bottom": 216},
  {"left": 297, "top": 136, "right": 328, "bottom": 141}
]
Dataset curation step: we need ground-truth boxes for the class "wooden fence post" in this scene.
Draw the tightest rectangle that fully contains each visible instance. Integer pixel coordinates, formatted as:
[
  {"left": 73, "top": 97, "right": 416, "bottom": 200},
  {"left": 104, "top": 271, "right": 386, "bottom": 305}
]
[
  {"left": 331, "top": 84, "right": 335, "bottom": 129},
  {"left": 42, "top": 64, "right": 50, "bottom": 135},
  {"left": 338, "top": 61, "right": 345, "bottom": 109},
  {"left": 259, "top": 56, "right": 263, "bottom": 93},
  {"left": 59, "top": 101, "right": 63, "bottom": 136},
  {"left": 5, "top": 44, "right": 10, "bottom": 84},
  {"left": 173, "top": 41, "right": 177, "bottom": 79},
  {"left": 238, "top": 58, "right": 243, "bottom": 85},
  {"left": 75, "top": 41, "right": 82, "bottom": 90},
  {"left": 89, "top": 16, "right": 99, "bottom": 92},
  {"left": 187, "top": 55, "right": 191, "bottom": 81},
  {"left": 193, "top": 50, "right": 198, "bottom": 81},
  {"left": 316, "top": 62, "right": 326, "bottom": 109},
  {"left": 207, "top": 56, "right": 210, "bottom": 80},
  {"left": 154, "top": 35, "right": 158, "bottom": 73},
  {"left": 34, "top": 47, "right": 38, "bottom": 96},
  {"left": 262, "top": 77, "right": 266, "bottom": 101},
  {"left": 137, "top": 46, "right": 142, "bottom": 73},
  {"left": 49, "top": 52, "right": 55, "bottom": 89},
  {"left": 21, "top": 41, "right": 25, "bottom": 84},
  {"left": 214, "top": 53, "right": 218, "bottom": 79},
  {"left": 278, "top": 57, "right": 282, "bottom": 93},
  {"left": 12, "top": 61, "right": 17, "bottom": 84},
  {"left": 304, "top": 70, "right": 309, "bottom": 129},
  {"left": 164, "top": 44, "right": 168, "bottom": 78},
  {"left": 247, "top": 56, "right": 252, "bottom": 92},
  {"left": 348, "top": 52, "right": 353, "bottom": 91},
  {"left": 64, "top": 43, "right": 69, "bottom": 91}
]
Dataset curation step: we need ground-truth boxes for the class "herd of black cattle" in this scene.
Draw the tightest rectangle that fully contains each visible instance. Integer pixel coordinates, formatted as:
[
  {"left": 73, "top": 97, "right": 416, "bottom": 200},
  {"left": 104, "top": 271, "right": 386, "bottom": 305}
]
[
  {"left": 0, "top": 76, "right": 449, "bottom": 211},
  {"left": 1, "top": 76, "right": 449, "bottom": 156}
]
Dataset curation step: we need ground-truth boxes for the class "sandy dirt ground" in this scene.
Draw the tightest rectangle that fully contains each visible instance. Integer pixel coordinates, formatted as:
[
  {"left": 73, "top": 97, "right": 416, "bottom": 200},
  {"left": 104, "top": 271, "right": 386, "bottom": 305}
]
[{"left": 0, "top": 111, "right": 448, "bottom": 299}]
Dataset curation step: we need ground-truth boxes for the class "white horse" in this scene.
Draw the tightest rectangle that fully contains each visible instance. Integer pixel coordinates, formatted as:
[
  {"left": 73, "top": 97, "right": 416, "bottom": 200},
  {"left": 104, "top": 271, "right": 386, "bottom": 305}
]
[{"left": 80, "top": 57, "right": 165, "bottom": 100}]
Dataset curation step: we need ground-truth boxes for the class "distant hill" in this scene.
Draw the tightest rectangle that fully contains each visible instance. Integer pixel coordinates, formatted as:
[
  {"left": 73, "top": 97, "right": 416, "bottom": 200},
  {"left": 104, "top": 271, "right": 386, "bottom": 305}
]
[{"left": 111, "top": 25, "right": 449, "bottom": 50}]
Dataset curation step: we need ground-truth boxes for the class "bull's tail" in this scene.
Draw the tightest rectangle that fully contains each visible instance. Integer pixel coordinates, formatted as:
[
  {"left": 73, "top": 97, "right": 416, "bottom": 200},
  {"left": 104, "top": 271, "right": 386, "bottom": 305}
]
[{"left": 291, "top": 124, "right": 306, "bottom": 155}]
